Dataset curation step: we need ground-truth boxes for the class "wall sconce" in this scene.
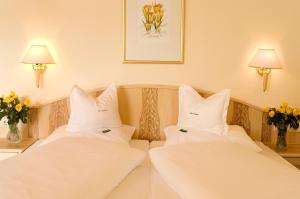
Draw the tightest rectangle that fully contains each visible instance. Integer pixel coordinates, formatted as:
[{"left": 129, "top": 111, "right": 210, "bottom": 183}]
[
  {"left": 249, "top": 49, "right": 282, "bottom": 92},
  {"left": 22, "top": 45, "right": 55, "bottom": 88}
]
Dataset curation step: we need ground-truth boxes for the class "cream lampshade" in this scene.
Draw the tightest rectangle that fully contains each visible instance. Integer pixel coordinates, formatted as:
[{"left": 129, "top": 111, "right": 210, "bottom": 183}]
[
  {"left": 22, "top": 45, "right": 55, "bottom": 88},
  {"left": 249, "top": 49, "right": 282, "bottom": 92}
]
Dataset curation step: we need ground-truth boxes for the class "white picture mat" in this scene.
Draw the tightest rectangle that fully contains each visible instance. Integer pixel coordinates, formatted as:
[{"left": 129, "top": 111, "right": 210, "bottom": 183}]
[{"left": 124, "top": 0, "right": 183, "bottom": 62}]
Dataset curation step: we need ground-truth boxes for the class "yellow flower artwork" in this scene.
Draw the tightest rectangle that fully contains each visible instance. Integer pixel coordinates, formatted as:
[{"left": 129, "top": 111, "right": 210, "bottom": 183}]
[{"left": 142, "top": 2, "right": 165, "bottom": 36}]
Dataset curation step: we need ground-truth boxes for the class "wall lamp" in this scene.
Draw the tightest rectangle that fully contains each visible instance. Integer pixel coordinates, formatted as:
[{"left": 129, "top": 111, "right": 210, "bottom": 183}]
[
  {"left": 249, "top": 49, "right": 282, "bottom": 92},
  {"left": 22, "top": 45, "right": 55, "bottom": 88}
]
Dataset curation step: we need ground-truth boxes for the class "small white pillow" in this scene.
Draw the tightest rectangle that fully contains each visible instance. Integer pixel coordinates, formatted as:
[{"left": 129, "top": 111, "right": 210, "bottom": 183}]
[
  {"left": 164, "top": 125, "right": 262, "bottom": 152},
  {"left": 178, "top": 85, "right": 230, "bottom": 135},
  {"left": 66, "top": 84, "right": 122, "bottom": 132},
  {"left": 40, "top": 125, "right": 135, "bottom": 146}
]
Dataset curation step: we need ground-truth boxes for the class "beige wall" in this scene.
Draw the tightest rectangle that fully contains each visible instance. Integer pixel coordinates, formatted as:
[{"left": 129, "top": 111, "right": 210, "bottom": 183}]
[{"left": 0, "top": 0, "right": 299, "bottom": 108}]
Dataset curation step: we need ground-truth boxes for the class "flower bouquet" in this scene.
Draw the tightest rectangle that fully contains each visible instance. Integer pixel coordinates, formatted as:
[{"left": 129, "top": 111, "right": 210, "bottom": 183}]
[
  {"left": 265, "top": 102, "right": 300, "bottom": 150},
  {"left": 0, "top": 91, "right": 30, "bottom": 143}
]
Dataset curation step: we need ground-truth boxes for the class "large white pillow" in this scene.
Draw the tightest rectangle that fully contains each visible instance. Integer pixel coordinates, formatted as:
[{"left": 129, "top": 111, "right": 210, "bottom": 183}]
[
  {"left": 66, "top": 84, "right": 122, "bottom": 132},
  {"left": 164, "top": 125, "right": 262, "bottom": 152},
  {"left": 178, "top": 85, "right": 230, "bottom": 135},
  {"left": 40, "top": 125, "right": 135, "bottom": 146}
]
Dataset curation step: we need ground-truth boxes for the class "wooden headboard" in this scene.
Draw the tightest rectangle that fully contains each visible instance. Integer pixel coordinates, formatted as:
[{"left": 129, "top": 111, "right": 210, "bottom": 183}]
[{"left": 27, "top": 85, "right": 274, "bottom": 144}]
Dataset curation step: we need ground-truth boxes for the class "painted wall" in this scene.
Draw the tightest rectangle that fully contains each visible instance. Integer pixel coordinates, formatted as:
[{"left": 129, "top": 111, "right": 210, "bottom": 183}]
[{"left": 0, "top": 0, "right": 299, "bottom": 109}]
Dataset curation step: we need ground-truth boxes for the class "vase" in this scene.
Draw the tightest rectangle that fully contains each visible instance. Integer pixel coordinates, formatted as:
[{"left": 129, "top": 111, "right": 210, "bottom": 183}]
[
  {"left": 276, "top": 124, "right": 287, "bottom": 151},
  {"left": 7, "top": 123, "right": 22, "bottom": 144}
]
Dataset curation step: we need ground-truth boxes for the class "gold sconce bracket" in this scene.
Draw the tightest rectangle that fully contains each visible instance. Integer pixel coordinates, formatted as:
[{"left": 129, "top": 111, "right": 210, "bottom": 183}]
[
  {"left": 257, "top": 68, "right": 271, "bottom": 92},
  {"left": 32, "top": 64, "right": 47, "bottom": 88}
]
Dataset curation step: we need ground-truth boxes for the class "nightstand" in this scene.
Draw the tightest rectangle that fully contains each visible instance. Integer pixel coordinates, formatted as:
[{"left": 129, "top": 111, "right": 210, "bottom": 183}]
[
  {"left": 0, "top": 138, "right": 38, "bottom": 161},
  {"left": 268, "top": 145, "right": 300, "bottom": 169}
]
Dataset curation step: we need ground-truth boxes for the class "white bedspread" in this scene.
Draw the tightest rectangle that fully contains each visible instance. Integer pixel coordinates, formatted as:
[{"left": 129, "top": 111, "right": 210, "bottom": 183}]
[
  {"left": 0, "top": 134, "right": 145, "bottom": 199},
  {"left": 150, "top": 141, "right": 300, "bottom": 199}
]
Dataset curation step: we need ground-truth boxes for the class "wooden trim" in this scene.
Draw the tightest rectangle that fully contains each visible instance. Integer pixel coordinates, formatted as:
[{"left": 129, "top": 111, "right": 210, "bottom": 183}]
[
  {"left": 30, "top": 84, "right": 263, "bottom": 111},
  {"left": 231, "top": 102, "right": 251, "bottom": 135},
  {"left": 138, "top": 88, "right": 161, "bottom": 141}
]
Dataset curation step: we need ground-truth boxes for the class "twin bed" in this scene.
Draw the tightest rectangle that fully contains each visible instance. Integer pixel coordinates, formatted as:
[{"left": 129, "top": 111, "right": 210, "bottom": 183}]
[{"left": 0, "top": 84, "right": 299, "bottom": 199}]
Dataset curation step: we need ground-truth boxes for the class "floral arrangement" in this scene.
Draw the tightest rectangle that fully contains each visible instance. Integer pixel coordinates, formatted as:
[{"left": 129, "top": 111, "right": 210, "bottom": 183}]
[
  {"left": 0, "top": 91, "right": 30, "bottom": 126},
  {"left": 265, "top": 102, "right": 300, "bottom": 130},
  {"left": 142, "top": 3, "right": 164, "bottom": 33}
]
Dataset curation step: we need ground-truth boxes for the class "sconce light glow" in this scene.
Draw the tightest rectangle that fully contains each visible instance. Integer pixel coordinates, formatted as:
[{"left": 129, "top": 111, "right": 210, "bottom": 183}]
[
  {"left": 249, "top": 49, "right": 282, "bottom": 92},
  {"left": 22, "top": 45, "right": 55, "bottom": 88}
]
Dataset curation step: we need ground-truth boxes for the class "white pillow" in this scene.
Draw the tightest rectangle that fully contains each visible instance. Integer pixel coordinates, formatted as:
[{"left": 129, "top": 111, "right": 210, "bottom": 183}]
[
  {"left": 178, "top": 85, "right": 230, "bottom": 135},
  {"left": 164, "top": 125, "right": 262, "bottom": 152},
  {"left": 66, "top": 84, "right": 122, "bottom": 132},
  {"left": 40, "top": 125, "right": 135, "bottom": 146}
]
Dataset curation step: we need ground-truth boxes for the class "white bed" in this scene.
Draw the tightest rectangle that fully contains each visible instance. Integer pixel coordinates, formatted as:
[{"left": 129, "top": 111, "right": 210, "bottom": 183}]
[
  {"left": 24, "top": 138, "right": 298, "bottom": 199},
  {"left": 27, "top": 139, "right": 178, "bottom": 199},
  {"left": 150, "top": 140, "right": 300, "bottom": 199},
  {"left": 105, "top": 139, "right": 298, "bottom": 199}
]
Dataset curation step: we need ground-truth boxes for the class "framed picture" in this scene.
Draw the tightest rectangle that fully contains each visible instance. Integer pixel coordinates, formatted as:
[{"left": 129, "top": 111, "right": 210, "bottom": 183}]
[{"left": 123, "top": 0, "right": 184, "bottom": 64}]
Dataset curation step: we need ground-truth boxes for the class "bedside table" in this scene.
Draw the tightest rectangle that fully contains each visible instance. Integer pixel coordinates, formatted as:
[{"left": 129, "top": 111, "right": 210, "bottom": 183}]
[
  {"left": 0, "top": 138, "right": 38, "bottom": 161},
  {"left": 268, "top": 145, "right": 300, "bottom": 169}
]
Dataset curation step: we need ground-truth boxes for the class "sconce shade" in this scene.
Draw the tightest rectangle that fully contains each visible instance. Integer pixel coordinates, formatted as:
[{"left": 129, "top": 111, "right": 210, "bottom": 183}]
[
  {"left": 249, "top": 49, "right": 282, "bottom": 69},
  {"left": 22, "top": 45, "right": 55, "bottom": 64}
]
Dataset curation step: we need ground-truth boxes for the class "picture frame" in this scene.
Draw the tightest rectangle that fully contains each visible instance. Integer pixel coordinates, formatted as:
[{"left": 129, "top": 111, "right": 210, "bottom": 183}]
[{"left": 123, "top": 0, "right": 185, "bottom": 64}]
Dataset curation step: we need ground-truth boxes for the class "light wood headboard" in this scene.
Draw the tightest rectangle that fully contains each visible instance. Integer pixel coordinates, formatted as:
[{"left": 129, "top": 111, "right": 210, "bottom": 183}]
[{"left": 28, "top": 85, "right": 273, "bottom": 144}]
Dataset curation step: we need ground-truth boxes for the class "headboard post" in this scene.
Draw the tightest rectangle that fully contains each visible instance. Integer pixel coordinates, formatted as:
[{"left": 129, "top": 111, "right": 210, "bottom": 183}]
[{"left": 138, "top": 88, "right": 160, "bottom": 141}]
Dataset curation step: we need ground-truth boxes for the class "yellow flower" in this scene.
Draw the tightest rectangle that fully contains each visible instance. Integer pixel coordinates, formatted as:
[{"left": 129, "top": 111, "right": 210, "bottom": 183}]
[
  {"left": 156, "top": 10, "right": 164, "bottom": 22},
  {"left": 264, "top": 107, "right": 270, "bottom": 112},
  {"left": 15, "top": 103, "right": 22, "bottom": 112},
  {"left": 23, "top": 98, "right": 30, "bottom": 107},
  {"left": 153, "top": 3, "right": 162, "bottom": 13},
  {"left": 282, "top": 102, "right": 288, "bottom": 108},
  {"left": 278, "top": 107, "right": 285, "bottom": 114},
  {"left": 293, "top": 109, "right": 298, "bottom": 117},
  {"left": 143, "top": 5, "right": 152, "bottom": 17},
  {"left": 269, "top": 111, "right": 275, "bottom": 118},
  {"left": 148, "top": 12, "right": 155, "bottom": 23},
  {"left": 286, "top": 107, "right": 293, "bottom": 115},
  {"left": 3, "top": 97, "right": 12, "bottom": 104},
  {"left": 154, "top": 20, "right": 162, "bottom": 29},
  {"left": 144, "top": 22, "right": 152, "bottom": 31},
  {"left": 9, "top": 91, "right": 15, "bottom": 97}
]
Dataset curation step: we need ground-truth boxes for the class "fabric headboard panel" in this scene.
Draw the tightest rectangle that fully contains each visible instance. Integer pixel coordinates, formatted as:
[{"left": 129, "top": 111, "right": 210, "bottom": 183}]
[{"left": 28, "top": 85, "right": 273, "bottom": 144}]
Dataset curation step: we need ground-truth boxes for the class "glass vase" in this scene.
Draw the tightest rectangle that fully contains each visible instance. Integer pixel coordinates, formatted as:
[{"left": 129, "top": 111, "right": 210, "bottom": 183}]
[
  {"left": 7, "top": 123, "right": 22, "bottom": 144},
  {"left": 276, "top": 124, "right": 287, "bottom": 151}
]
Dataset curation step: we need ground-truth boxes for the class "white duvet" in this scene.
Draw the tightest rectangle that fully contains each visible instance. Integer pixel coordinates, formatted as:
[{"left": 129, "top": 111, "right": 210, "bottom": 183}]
[
  {"left": 150, "top": 140, "right": 300, "bottom": 199},
  {"left": 0, "top": 134, "right": 145, "bottom": 199}
]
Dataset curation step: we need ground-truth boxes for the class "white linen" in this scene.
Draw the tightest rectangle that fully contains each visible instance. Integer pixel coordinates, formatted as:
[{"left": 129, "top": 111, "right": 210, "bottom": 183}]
[
  {"left": 67, "top": 84, "right": 122, "bottom": 132},
  {"left": 164, "top": 125, "right": 262, "bottom": 152},
  {"left": 178, "top": 85, "right": 230, "bottom": 135},
  {"left": 150, "top": 141, "right": 292, "bottom": 167},
  {"left": 40, "top": 125, "right": 135, "bottom": 146},
  {"left": 226, "top": 125, "right": 262, "bottom": 152},
  {"left": 0, "top": 134, "right": 145, "bottom": 199},
  {"left": 150, "top": 140, "right": 300, "bottom": 199},
  {"left": 107, "top": 140, "right": 180, "bottom": 199}
]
